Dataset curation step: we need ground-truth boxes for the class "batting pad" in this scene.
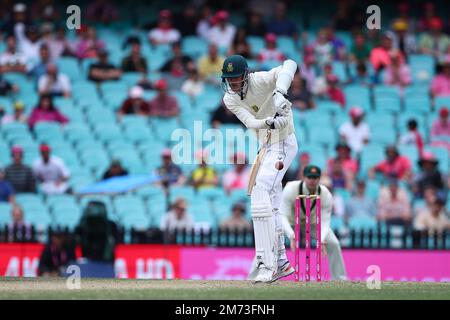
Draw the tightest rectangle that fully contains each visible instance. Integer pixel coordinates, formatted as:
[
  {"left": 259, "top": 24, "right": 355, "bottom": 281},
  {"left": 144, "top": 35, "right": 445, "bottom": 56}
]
[
  {"left": 251, "top": 186, "right": 276, "bottom": 271},
  {"left": 274, "top": 210, "right": 287, "bottom": 262}
]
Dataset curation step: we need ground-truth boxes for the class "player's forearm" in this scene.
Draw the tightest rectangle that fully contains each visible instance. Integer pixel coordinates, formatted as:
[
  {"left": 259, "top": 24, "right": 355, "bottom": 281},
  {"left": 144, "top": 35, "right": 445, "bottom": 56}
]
[{"left": 276, "top": 59, "right": 297, "bottom": 94}]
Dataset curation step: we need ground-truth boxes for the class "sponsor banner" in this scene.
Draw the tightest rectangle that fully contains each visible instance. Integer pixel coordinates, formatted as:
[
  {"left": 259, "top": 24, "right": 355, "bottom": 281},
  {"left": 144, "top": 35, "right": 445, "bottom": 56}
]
[
  {"left": 0, "top": 243, "right": 44, "bottom": 277},
  {"left": 114, "top": 244, "right": 181, "bottom": 279},
  {"left": 180, "top": 248, "right": 450, "bottom": 282}
]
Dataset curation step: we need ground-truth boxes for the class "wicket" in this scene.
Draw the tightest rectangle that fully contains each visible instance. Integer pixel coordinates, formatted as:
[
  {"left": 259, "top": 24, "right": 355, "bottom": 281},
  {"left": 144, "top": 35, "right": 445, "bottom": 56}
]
[{"left": 294, "top": 195, "right": 322, "bottom": 282}]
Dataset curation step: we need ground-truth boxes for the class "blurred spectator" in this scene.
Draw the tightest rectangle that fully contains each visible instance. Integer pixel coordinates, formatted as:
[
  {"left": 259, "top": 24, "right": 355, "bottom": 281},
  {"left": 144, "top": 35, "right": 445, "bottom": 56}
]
[
  {"left": 412, "top": 152, "right": 445, "bottom": 200},
  {"left": 181, "top": 66, "right": 204, "bottom": 98},
  {"left": 383, "top": 50, "right": 412, "bottom": 90},
  {"left": 349, "top": 33, "right": 371, "bottom": 64},
  {"left": 399, "top": 119, "right": 424, "bottom": 157},
  {"left": 325, "top": 74, "right": 346, "bottom": 108},
  {"left": 149, "top": 79, "right": 179, "bottom": 117},
  {"left": 283, "top": 152, "right": 311, "bottom": 184},
  {"left": 339, "top": 106, "right": 370, "bottom": 155},
  {"left": 160, "top": 198, "right": 194, "bottom": 232},
  {"left": 206, "top": 10, "right": 236, "bottom": 51},
  {"left": 244, "top": 10, "right": 267, "bottom": 37},
  {"left": 198, "top": 44, "right": 225, "bottom": 84},
  {"left": 417, "top": 2, "right": 437, "bottom": 32},
  {"left": 38, "top": 230, "right": 76, "bottom": 276},
  {"left": 430, "top": 107, "right": 450, "bottom": 152},
  {"left": 313, "top": 29, "right": 333, "bottom": 67},
  {"left": 370, "top": 145, "right": 412, "bottom": 181},
  {"left": 222, "top": 153, "right": 250, "bottom": 195},
  {"left": 4, "top": 146, "right": 36, "bottom": 193},
  {"left": 16, "top": 25, "right": 43, "bottom": 63},
  {"left": 430, "top": 57, "right": 450, "bottom": 98},
  {"left": 29, "top": 43, "right": 52, "bottom": 81},
  {"left": 7, "top": 205, "right": 34, "bottom": 242},
  {"left": 155, "top": 148, "right": 185, "bottom": 187},
  {"left": 121, "top": 38, "right": 148, "bottom": 74},
  {"left": 0, "top": 168, "right": 15, "bottom": 203},
  {"left": 312, "top": 63, "right": 334, "bottom": 95},
  {"left": 267, "top": 1, "right": 297, "bottom": 39},
  {"left": 219, "top": 202, "right": 251, "bottom": 231},
  {"left": 326, "top": 27, "right": 346, "bottom": 61},
  {"left": 299, "top": 53, "right": 317, "bottom": 92},
  {"left": 369, "top": 32, "right": 398, "bottom": 74},
  {"left": 75, "top": 26, "right": 105, "bottom": 60},
  {"left": 38, "top": 63, "right": 71, "bottom": 97},
  {"left": 190, "top": 150, "right": 218, "bottom": 189},
  {"left": 117, "top": 86, "right": 151, "bottom": 118},
  {"left": 196, "top": 5, "right": 214, "bottom": 40},
  {"left": 414, "top": 198, "right": 450, "bottom": 235},
  {"left": 86, "top": 0, "right": 119, "bottom": 24},
  {"left": 345, "top": 180, "right": 376, "bottom": 222},
  {"left": 2, "top": 3, "right": 30, "bottom": 37},
  {"left": 289, "top": 74, "right": 315, "bottom": 111},
  {"left": 328, "top": 159, "right": 349, "bottom": 190},
  {"left": 332, "top": 0, "right": 362, "bottom": 31},
  {"left": 327, "top": 143, "right": 358, "bottom": 189},
  {"left": 30, "top": 0, "right": 60, "bottom": 23},
  {"left": 391, "top": 2, "right": 415, "bottom": 33},
  {"left": 1, "top": 101, "right": 27, "bottom": 125},
  {"left": 44, "top": 26, "right": 74, "bottom": 60},
  {"left": 174, "top": 5, "right": 198, "bottom": 37},
  {"left": 258, "top": 33, "right": 285, "bottom": 66},
  {"left": 210, "top": 101, "right": 242, "bottom": 128},
  {"left": 28, "top": 94, "right": 68, "bottom": 128},
  {"left": 0, "top": 73, "right": 18, "bottom": 96},
  {"left": 148, "top": 10, "right": 181, "bottom": 46},
  {"left": 229, "top": 27, "right": 252, "bottom": 59},
  {"left": 88, "top": 49, "right": 122, "bottom": 83},
  {"left": 160, "top": 41, "right": 193, "bottom": 74},
  {"left": 32, "top": 143, "right": 70, "bottom": 194},
  {"left": 102, "top": 159, "right": 128, "bottom": 180},
  {"left": 377, "top": 178, "right": 412, "bottom": 226},
  {"left": 348, "top": 62, "right": 376, "bottom": 87},
  {"left": 418, "top": 17, "right": 450, "bottom": 59},
  {"left": 0, "top": 34, "right": 27, "bottom": 74},
  {"left": 391, "top": 19, "right": 417, "bottom": 57}
]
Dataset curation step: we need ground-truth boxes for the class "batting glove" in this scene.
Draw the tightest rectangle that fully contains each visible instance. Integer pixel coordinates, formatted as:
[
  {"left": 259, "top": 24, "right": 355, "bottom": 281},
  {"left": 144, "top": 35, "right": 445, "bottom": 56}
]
[
  {"left": 265, "top": 115, "right": 289, "bottom": 129},
  {"left": 272, "top": 89, "right": 290, "bottom": 116}
]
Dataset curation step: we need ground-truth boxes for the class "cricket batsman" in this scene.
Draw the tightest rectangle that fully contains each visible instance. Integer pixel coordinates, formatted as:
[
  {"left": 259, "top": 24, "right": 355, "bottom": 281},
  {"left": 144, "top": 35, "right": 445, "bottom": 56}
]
[
  {"left": 280, "top": 165, "right": 347, "bottom": 280},
  {"left": 221, "top": 55, "right": 298, "bottom": 282}
]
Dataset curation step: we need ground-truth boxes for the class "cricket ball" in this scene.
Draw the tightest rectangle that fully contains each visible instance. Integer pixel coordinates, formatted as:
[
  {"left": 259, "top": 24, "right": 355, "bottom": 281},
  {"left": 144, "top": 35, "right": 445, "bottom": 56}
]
[{"left": 275, "top": 161, "right": 284, "bottom": 170}]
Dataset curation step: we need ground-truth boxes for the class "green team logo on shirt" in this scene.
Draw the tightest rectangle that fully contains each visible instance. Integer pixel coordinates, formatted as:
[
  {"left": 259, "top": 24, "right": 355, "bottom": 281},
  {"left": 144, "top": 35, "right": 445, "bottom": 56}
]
[{"left": 251, "top": 105, "right": 259, "bottom": 112}]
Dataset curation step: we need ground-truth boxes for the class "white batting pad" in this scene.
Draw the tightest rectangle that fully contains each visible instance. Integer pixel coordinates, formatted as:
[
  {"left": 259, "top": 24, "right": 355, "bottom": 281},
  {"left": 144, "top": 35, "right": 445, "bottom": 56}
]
[{"left": 251, "top": 185, "right": 276, "bottom": 271}]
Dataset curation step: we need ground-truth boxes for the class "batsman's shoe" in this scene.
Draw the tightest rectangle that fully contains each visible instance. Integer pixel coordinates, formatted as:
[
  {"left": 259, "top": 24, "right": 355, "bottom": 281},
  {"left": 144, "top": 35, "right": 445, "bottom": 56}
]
[
  {"left": 254, "top": 266, "right": 276, "bottom": 283},
  {"left": 271, "top": 261, "right": 295, "bottom": 282}
]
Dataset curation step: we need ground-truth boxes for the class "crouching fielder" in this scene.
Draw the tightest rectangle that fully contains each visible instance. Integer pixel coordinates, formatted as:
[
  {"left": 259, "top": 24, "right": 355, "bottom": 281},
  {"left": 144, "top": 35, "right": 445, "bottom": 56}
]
[
  {"left": 280, "top": 165, "right": 347, "bottom": 280},
  {"left": 221, "top": 55, "right": 298, "bottom": 283}
]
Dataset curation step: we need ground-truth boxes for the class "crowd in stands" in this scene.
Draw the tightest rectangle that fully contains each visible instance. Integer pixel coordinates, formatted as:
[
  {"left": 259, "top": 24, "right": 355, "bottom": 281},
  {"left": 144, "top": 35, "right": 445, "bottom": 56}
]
[{"left": 0, "top": 0, "right": 449, "bottom": 242}]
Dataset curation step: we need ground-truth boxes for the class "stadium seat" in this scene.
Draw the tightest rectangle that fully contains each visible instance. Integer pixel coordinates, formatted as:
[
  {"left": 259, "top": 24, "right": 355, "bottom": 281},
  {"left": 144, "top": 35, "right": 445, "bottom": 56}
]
[
  {"left": 344, "top": 85, "right": 371, "bottom": 111},
  {"left": 404, "top": 96, "right": 431, "bottom": 114},
  {"left": 181, "top": 36, "right": 208, "bottom": 58},
  {"left": 409, "top": 54, "right": 435, "bottom": 84},
  {"left": 370, "top": 126, "right": 397, "bottom": 145},
  {"left": 348, "top": 216, "right": 377, "bottom": 231},
  {"left": 374, "top": 96, "right": 401, "bottom": 113}
]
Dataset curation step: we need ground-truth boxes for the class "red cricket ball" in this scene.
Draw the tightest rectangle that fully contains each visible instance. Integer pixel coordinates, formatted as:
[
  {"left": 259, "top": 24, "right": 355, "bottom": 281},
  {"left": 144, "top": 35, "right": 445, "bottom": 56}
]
[{"left": 275, "top": 161, "right": 284, "bottom": 170}]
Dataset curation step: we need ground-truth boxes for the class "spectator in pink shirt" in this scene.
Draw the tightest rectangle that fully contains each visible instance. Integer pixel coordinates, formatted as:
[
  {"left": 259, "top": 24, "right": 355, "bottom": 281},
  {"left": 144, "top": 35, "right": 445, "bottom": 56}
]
[
  {"left": 258, "top": 33, "right": 285, "bottom": 66},
  {"left": 149, "top": 79, "right": 179, "bottom": 117},
  {"left": 430, "top": 107, "right": 450, "bottom": 151},
  {"left": 383, "top": 50, "right": 412, "bottom": 90},
  {"left": 222, "top": 153, "right": 250, "bottom": 195},
  {"left": 430, "top": 57, "right": 450, "bottom": 98},
  {"left": 327, "top": 143, "right": 358, "bottom": 190},
  {"left": 28, "top": 94, "right": 68, "bottom": 128},
  {"left": 369, "top": 145, "right": 412, "bottom": 181},
  {"left": 75, "top": 26, "right": 105, "bottom": 60},
  {"left": 326, "top": 74, "right": 346, "bottom": 108}
]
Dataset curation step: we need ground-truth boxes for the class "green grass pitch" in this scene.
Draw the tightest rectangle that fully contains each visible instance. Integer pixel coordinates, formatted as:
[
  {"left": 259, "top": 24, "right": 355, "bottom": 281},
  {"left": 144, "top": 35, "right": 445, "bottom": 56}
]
[{"left": 0, "top": 278, "right": 449, "bottom": 300}]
